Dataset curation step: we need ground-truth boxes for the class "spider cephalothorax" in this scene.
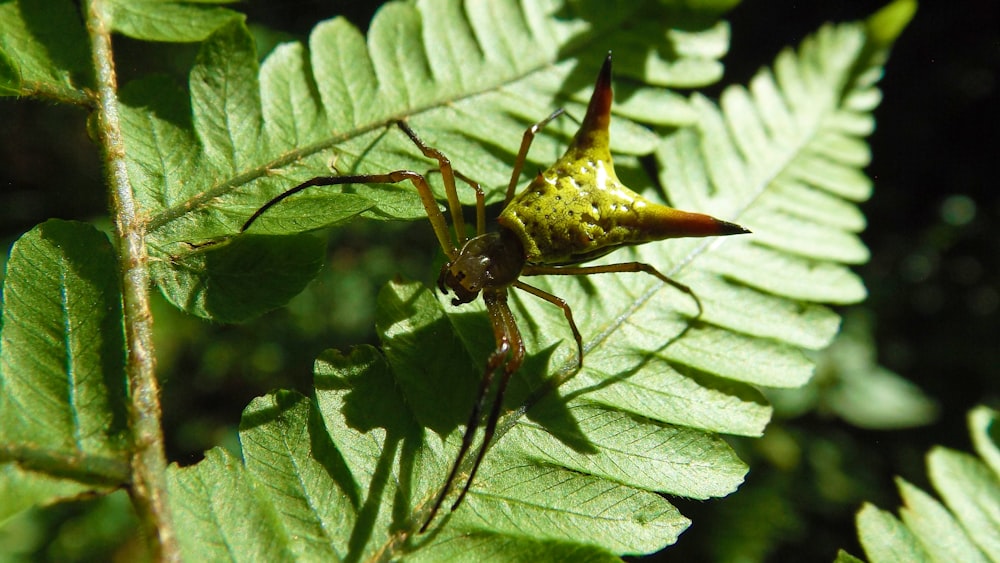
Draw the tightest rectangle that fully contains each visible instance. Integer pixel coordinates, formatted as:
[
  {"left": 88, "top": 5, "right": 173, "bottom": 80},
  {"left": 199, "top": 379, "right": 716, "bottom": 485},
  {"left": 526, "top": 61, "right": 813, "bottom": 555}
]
[{"left": 437, "top": 229, "right": 526, "bottom": 305}]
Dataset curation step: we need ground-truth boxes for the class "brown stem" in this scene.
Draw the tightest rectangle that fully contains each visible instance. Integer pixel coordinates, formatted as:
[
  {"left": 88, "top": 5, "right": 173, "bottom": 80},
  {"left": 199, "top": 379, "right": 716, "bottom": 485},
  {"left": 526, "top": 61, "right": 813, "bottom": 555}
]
[{"left": 83, "top": 1, "right": 178, "bottom": 560}]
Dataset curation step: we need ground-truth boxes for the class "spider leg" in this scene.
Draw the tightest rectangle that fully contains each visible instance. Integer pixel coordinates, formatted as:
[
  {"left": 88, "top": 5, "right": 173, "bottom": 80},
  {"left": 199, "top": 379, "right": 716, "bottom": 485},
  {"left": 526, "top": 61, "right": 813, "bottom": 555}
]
[
  {"left": 505, "top": 108, "right": 567, "bottom": 205},
  {"left": 452, "top": 169, "right": 487, "bottom": 237},
  {"left": 420, "top": 289, "right": 524, "bottom": 532},
  {"left": 418, "top": 348, "right": 500, "bottom": 532},
  {"left": 396, "top": 121, "right": 468, "bottom": 246},
  {"left": 453, "top": 291, "right": 524, "bottom": 506},
  {"left": 242, "top": 171, "right": 459, "bottom": 261},
  {"left": 524, "top": 262, "right": 705, "bottom": 318},
  {"left": 425, "top": 167, "right": 487, "bottom": 238},
  {"left": 513, "top": 281, "right": 583, "bottom": 372}
]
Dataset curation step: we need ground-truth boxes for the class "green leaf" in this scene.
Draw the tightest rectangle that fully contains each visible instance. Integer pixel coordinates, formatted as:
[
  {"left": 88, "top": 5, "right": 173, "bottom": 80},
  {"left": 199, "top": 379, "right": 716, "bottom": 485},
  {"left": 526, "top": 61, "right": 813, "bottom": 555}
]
[
  {"left": 169, "top": 347, "right": 688, "bottom": 560},
  {"left": 107, "top": 0, "right": 241, "bottom": 42},
  {"left": 927, "top": 447, "right": 1000, "bottom": 559},
  {"left": 150, "top": 233, "right": 326, "bottom": 323},
  {"left": 835, "top": 550, "right": 867, "bottom": 563},
  {"left": 129, "top": 0, "right": 911, "bottom": 558},
  {"left": 866, "top": 0, "right": 918, "bottom": 49},
  {"left": 0, "top": 466, "right": 103, "bottom": 526},
  {"left": 0, "top": 221, "right": 130, "bottom": 523},
  {"left": 238, "top": 391, "right": 356, "bottom": 559},
  {"left": 167, "top": 448, "right": 294, "bottom": 561},
  {"left": 656, "top": 12, "right": 899, "bottom": 306},
  {"left": 896, "top": 478, "right": 987, "bottom": 563},
  {"left": 853, "top": 406, "right": 1000, "bottom": 563},
  {"left": 0, "top": 47, "right": 19, "bottom": 96},
  {"left": 816, "top": 311, "right": 938, "bottom": 430},
  {"left": 0, "top": 0, "right": 92, "bottom": 99},
  {"left": 970, "top": 405, "right": 1000, "bottom": 478},
  {"left": 857, "top": 503, "right": 932, "bottom": 563},
  {"left": 119, "top": 75, "right": 207, "bottom": 213},
  {"left": 189, "top": 18, "right": 264, "bottom": 173}
]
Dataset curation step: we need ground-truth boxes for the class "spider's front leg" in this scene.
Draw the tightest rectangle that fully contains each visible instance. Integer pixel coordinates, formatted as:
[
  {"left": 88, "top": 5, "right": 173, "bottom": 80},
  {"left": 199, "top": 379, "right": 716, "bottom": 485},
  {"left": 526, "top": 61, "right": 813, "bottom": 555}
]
[
  {"left": 395, "top": 121, "right": 490, "bottom": 239},
  {"left": 505, "top": 108, "right": 567, "bottom": 205},
  {"left": 395, "top": 121, "right": 480, "bottom": 244},
  {"left": 240, "top": 170, "right": 459, "bottom": 263},
  {"left": 420, "top": 289, "right": 524, "bottom": 533}
]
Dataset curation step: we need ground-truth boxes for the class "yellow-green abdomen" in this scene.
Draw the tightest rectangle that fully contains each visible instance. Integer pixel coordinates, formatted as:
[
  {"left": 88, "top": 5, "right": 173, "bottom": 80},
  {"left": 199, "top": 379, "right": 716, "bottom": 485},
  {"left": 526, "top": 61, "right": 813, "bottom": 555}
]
[
  {"left": 498, "top": 158, "right": 747, "bottom": 267},
  {"left": 497, "top": 52, "right": 747, "bottom": 267}
]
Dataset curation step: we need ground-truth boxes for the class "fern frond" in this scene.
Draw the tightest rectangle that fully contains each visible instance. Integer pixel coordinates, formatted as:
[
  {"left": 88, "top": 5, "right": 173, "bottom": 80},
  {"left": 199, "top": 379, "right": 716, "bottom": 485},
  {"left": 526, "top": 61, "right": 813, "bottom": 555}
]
[
  {"left": 854, "top": 406, "right": 1000, "bottom": 563},
  {"left": 0, "top": 0, "right": 909, "bottom": 559},
  {"left": 146, "top": 1, "right": 917, "bottom": 559}
]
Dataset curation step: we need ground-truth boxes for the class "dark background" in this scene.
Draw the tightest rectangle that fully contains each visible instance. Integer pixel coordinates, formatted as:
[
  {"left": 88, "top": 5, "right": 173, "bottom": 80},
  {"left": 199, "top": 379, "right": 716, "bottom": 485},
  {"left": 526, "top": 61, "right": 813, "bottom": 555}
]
[{"left": 1, "top": 1, "right": 996, "bottom": 561}]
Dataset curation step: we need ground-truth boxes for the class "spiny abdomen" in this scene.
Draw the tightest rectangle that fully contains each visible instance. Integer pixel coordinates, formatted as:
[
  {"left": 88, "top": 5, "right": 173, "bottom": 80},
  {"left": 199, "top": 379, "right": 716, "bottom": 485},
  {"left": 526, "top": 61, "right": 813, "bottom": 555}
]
[
  {"left": 497, "top": 53, "right": 747, "bottom": 267},
  {"left": 498, "top": 158, "right": 744, "bottom": 266}
]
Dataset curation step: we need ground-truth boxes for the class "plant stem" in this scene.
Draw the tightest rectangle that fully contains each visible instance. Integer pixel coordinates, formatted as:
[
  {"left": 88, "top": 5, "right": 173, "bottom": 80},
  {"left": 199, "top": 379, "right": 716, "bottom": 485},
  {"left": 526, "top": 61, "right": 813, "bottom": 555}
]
[{"left": 83, "top": 1, "right": 178, "bottom": 560}]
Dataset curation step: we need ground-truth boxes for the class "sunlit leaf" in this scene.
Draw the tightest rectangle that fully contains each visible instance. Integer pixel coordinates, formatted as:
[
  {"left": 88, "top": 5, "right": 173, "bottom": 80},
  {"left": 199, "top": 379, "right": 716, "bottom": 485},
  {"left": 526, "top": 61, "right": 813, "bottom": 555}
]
[
  {"left": 0, "top": 221, "right": 130, "bottom": 523},
  {"left": 137, "top": 1, "right": 915, "bottom": 558},
  {"left": 854, "top": 405, "right": 999, "bottom": 563}
]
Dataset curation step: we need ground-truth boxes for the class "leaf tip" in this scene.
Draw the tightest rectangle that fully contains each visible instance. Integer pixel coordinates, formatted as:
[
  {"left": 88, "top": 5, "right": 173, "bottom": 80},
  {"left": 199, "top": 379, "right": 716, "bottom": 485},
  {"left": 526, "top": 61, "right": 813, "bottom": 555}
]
[{"left": 866, "top": 0, "right": 917, "bottom": 48}]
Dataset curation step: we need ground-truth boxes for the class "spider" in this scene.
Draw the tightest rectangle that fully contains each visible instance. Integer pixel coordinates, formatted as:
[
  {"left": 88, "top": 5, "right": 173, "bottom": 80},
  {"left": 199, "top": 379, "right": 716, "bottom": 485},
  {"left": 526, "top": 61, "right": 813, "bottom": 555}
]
[{"left": 241, "top": 53, "right": 749, "bottom": 532}]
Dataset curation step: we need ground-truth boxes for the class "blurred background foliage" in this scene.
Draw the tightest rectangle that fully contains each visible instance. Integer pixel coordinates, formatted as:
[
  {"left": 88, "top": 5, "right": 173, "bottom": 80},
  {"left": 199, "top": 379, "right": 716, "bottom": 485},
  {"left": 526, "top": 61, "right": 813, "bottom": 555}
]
[{"left": 0, "top": 1, "right": 997, "bottom": 561}]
